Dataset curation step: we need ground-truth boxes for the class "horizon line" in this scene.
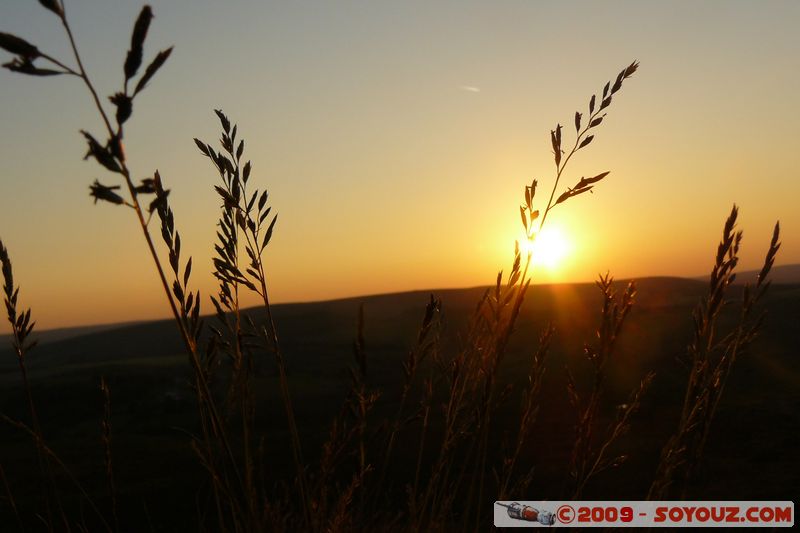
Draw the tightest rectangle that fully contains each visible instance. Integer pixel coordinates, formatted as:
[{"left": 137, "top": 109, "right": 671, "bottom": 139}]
[{"left": 4, "top": 265, "right": 798, "bottom": 335}]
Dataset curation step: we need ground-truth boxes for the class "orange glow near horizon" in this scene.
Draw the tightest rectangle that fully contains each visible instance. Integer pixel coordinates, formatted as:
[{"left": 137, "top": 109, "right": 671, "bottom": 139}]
[{"left": 1, "top": 1, "right": 799, "bottom": 331}]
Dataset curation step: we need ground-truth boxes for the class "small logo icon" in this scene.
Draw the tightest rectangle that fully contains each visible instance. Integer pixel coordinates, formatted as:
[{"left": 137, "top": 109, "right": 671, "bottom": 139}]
[
  {"left": 495, "top": 502, "right": 556, "bottom": 525},
  {"left": 556, "top": 504, "right": 575, "bottom": 524}
]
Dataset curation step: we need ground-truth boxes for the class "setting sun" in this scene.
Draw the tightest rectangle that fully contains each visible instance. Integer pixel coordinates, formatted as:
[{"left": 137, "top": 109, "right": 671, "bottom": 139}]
[{"left": 523, "top": 226, "right": 571, "bottom": 269}]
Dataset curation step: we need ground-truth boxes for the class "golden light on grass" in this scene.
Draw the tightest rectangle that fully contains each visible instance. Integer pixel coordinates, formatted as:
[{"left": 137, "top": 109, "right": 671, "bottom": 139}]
[{"left": 6, "top": 15, "right": 786, "bottom": 526}]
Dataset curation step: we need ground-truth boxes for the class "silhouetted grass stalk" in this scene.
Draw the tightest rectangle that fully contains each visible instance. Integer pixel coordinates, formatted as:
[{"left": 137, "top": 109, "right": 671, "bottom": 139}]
[
  {"left": 497, "top": 324, "right": 552, "bottom": 500},
  {"left": 0, "top": 462, "right": 23, "bottom": 532},
  {"left": 99, "top": 377, "right": 119, "bottom": 532},
  {"left": 372, "top": 295, "right": 441, "bottom": 506},
  {"left": 0, "top": 3, "right": 248, "bottom": 528},
  {"left": 0, "top": 239, "right": 68, "bottom": 532},
  {"left": 566, "top": 275, "right": 655, "bottom": 499},
  {"left": 648, "top": 206, "right": 780, "bottom": 500},
  {"left": 1, "top": 414, "right": 111, "bottom": 532},
  {"left": 197, "top": 111, "right": 312, "bottom": 528},
  {"left": 409, "top": 62, "right": 640, "bottom": 531}
]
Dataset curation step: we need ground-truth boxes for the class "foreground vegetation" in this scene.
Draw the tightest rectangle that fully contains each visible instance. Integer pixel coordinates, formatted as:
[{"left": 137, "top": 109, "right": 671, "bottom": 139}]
[{"left": 0, "top": 2, "right": 786, "bottom": 531}]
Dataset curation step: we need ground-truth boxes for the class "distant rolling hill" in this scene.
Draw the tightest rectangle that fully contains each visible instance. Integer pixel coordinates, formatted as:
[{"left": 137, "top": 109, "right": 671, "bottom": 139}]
[
  {"left": 2, "top": 277, "right": 713, "bottom": 373},
  {"left": 0, "top": 264, "right": 800, "bottom": 354},
  {"left": 5, "top": 266, "right": 799, "bottom": 354},
  {"left": 694, "top": 263, "right": 800, "bottom": 285},
  {"left": 0, "top": 321, "right": 144, "bottom": 348},
  {"left": 0, "top": 276, "right": 797, "bottom": 530}
]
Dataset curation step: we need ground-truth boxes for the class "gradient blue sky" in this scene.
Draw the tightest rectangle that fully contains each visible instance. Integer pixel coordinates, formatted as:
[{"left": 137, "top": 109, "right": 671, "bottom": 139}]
[{"left": 1, "top": 0, "right": 799, "bottom": 328}]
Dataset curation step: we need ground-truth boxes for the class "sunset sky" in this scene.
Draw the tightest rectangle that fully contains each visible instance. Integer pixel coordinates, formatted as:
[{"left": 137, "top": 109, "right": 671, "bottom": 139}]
[{"left": 1, "top": 0, "right": 798, "bottom": 330}]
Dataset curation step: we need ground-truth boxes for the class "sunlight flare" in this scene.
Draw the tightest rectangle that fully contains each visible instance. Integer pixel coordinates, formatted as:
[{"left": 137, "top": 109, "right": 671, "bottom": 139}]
[{"left": 522, "top": 226, "right": 571, "bottom": 269}]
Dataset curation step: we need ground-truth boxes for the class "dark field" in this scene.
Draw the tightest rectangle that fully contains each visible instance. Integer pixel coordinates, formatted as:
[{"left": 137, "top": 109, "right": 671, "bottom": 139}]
[{"left": 1, "top": 276, "right": 798, "bottom": 530}]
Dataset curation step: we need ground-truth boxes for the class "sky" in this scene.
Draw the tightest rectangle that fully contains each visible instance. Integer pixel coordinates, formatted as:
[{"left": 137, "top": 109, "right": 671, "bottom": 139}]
[{"left": 1, "top": 0, "right": 799, "bottom": 330}]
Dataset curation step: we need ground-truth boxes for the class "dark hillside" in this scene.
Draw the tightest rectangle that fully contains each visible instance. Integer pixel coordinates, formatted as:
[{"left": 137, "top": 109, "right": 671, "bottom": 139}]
[{"left": 1, "top": 278, "right": 797, "bottom": 529}]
